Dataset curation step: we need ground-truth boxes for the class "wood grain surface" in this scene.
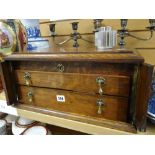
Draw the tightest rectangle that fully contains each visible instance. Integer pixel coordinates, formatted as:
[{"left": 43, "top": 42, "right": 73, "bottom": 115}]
[
  {"left": 13, "top": 61, "right": 135, "bottom": 76},
  {"left": 135, "top": 63, "right": 154, "bottom": 131},
  {"left": 4, "top": 50, "right": 144, "bottom": 64},
  {"left": 17, "top": 85, "right": 129, "bottom": 122},
  {"left": 15, "top": 69, "right": 131, "bottom": 97},
  {"left": 0, "top": 62, "right": 17, "bottom": 105}
]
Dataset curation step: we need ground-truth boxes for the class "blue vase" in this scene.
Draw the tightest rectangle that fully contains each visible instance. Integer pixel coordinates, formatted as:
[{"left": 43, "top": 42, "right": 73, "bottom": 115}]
[
  {"left": 20, "top": 19, "right": 47, "bottom": 52},
  {"left": 148, "top": 76, "right": 155, "bottom": 117}
]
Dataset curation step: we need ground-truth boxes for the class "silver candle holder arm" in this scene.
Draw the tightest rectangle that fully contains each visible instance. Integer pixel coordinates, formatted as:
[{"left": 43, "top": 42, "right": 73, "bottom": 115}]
[
  {"left": 128, "top": 31, "right": 153, "bottom": 41},
  {"left": 118, "top": 19, "right": 155, "bottom": 48}
]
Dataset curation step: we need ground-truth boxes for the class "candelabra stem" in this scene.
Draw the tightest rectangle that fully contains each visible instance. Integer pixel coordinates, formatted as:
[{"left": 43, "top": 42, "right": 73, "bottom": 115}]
[
  {"left": 118, "top": 30, "right": 128, "bottom": 48},
  {"left": 119, "top": 38, "right": 125, "bottom": 49}
]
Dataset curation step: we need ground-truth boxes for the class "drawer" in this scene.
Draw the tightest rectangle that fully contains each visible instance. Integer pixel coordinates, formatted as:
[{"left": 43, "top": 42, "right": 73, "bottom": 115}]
[
  {"left": 17, "top": 86, "right": 129, "bottom": 122},
  {"left": 15, "top": 69, "right": 130, "bottom": 97},
  {"left": 14, "top": 61, "right": 135, "bottom": 76}
]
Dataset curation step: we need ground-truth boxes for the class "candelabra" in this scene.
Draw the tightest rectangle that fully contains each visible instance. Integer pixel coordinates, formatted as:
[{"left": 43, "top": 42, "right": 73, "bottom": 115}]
[
  {"left": 118, "top": 19, "right": 155, "bottom": 48},
  {"left": 49, "top": 22, "right": 93, "bottom": 47},
  {"left": 48, "top": 19, "right": 155, "bottom": 49}
]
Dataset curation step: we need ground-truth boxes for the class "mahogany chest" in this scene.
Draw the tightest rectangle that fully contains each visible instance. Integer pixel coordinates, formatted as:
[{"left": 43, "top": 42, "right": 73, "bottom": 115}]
[{"left": 0, "top": 49, "right": 153, "bottom": 133}]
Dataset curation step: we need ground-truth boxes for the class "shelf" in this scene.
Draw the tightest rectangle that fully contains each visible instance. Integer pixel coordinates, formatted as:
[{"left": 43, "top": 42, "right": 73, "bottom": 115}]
[{"left": 0, "top": 91, "right": 155, "bottom": 135}]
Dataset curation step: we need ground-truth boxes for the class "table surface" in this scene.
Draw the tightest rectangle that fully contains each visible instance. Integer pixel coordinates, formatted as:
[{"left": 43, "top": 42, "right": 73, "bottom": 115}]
[{"left": 0, "top": 91, "right": 155, "bottom": 135}]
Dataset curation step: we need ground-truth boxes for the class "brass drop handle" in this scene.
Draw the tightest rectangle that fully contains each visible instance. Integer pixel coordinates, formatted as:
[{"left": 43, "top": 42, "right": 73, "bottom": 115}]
[
  {"left": 96, "top": 77, "right": 106, "bottom": 95},
  {"left": 27, "top": 91, "right": 33, "bottom": 103},
  {"left": 96, "top": 99, "right": 104, "bottom": 114},
  {"left": 24, "top": 72, "right": 31, "bottom": 86}
]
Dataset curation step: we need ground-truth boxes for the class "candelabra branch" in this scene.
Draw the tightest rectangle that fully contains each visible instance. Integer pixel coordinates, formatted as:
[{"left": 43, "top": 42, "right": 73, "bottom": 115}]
[
  {"left": 40, "top": 19, "right": 80, "bottom": 25},
  {"left": 41, "top": 32, "right": 93, "bottom": 38},
  {"left": 56, "top": 37, "right": 72, "bottom": 46},
  {"left": 55, "top": 33, "right": 94, "bottom": 46},
  {"left": 128, "top": 30, "right": 153, "bottom": 41},
  {"left": 80, "top": 37, "right": 94, "bottom": 43}
]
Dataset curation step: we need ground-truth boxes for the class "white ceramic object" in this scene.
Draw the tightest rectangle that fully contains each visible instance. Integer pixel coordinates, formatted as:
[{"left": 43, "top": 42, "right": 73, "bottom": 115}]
[
  {"left": 12, "top": 117, "right": 51, "bottom": 135},
  {"left": 12, "top": 121, "right": 27, "bottom": 135},
  {"left": 12, "top": 117, "right": 38, "bottom": 135},
  {"left": 5, "top": 114, "right": 18, "bottom": 124},
  {"left": 22, "top": 125, "right": 52, "bottom": 135},
  {"left": 0, "top": 119, "right": 7, "bottom": 135},
  {"left": 0, "top": 130, "right": 7, "bottom": 135},
  {"left": 16, "top": 117, "right": 36, "bottom": 126}
]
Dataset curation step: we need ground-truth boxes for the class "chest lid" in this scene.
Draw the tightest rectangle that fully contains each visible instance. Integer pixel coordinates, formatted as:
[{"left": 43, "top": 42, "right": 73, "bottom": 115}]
[{"left": 2, "top": 47, "right": 144, "bottom": 64}]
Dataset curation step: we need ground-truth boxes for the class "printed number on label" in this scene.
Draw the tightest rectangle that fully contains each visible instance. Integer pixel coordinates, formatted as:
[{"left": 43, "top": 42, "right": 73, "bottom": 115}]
[{"left": 56, "top": 95, "right": 65, "bottom": 102}]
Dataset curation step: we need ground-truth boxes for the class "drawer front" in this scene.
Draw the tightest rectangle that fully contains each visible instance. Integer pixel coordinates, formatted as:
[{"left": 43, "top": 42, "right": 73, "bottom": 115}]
[
  {"left": 15, "top": 70, "right": 130, "bottom": 97},
  {"left": 18, "top": 86, "right": 129, "bottom": 122},
  {"left": 14, "top": 61, "right": 135, "bottom": 76}
]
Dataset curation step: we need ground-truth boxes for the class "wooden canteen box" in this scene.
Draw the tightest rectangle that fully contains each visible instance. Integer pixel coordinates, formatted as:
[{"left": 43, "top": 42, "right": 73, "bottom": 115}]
[{"left": 0, "top": 49, "right": 153, "bottom": 134}]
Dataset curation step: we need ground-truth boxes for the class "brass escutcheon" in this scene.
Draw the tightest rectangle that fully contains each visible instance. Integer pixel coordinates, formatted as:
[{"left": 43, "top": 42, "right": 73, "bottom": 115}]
[{"left": 57, "top": 64, "right": 65, "bottom": 72}]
